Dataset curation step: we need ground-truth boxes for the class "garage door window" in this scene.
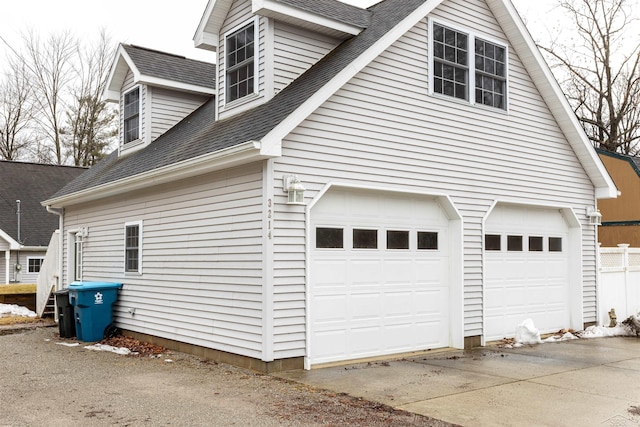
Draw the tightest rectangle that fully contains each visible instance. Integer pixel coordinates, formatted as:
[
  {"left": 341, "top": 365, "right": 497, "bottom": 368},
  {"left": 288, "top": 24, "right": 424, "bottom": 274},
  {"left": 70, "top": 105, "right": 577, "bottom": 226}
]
[
  {"left": 316, "top": 228, "right": 343, "bottom": 249},
  {"left": 418, "top": 231, "right": 438, "bottom": 250},
  {"left": 387, "top": 230, "right": 409, "bottom": 250},
  {"left": 549, "top": 237, "right": 563, "bottom": 252},
  {"left": 353, "top": 229, "right": 378, "bottom": 249},
  {"left": 507, "top": 235, "right": 523, "bottom": 251},
  {"left": 529, "top": 236, "right": 543, "bottom": 252},
  {"left": 485, "top": 234, "right": 501, "bottom": 251}
]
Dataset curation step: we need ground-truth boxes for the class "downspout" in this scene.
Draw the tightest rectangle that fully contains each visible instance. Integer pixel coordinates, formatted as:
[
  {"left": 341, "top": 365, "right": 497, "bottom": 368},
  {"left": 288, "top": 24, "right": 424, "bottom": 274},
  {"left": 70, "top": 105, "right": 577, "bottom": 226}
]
[
  {"left": 15, "top": 200, "right": 21, "bottom": 282},
  {"left": 46, "top": 206, "right": 64, "bottom": 291}
]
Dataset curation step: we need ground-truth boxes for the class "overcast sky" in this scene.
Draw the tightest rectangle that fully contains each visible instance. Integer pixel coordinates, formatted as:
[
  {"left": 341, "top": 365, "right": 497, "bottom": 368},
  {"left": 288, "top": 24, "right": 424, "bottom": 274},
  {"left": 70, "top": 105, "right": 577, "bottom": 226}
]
[{"left": 0, "top": 0, "right": 559, "bottom": 64}]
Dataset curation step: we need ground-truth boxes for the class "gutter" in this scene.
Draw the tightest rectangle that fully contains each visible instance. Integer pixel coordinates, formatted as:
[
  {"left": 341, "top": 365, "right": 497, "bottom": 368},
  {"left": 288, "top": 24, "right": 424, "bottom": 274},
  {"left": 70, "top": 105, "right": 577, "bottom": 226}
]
[{"left": 44, "top": 140, "right": 272, "bottom": 208}]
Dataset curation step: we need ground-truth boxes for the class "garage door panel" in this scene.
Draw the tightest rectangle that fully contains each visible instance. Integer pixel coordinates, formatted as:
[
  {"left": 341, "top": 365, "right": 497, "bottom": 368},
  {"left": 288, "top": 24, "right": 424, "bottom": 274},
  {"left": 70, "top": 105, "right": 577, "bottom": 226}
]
[
  {"left": 310, "top": 189, "right": 450, "bottom": 365},
  {"left": 485, "top": 205, "right": 571, "bottom": 341}
]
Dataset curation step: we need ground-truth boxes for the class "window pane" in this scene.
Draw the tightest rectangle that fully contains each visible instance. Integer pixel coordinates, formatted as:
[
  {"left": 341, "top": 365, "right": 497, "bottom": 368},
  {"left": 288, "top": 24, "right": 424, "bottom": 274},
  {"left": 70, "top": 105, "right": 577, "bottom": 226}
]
[
  {"left": 387, "top": 230, "right": 409, "bottom": 250},
  {"left": 485, "top": 234, "right": 501, "bottom": 251},
  {"left": 529, "top": 236, "right": 543, "bottom": 252},
  {"left": 316, "top": 228, "right": 343, "bottom": 249},
  {"left": 353, "top": 229, "right": 377, "bottom": 249},
  {"left": 125, "top": 225, "right": 140, "bottom": 272},
  {"left": 418, "top": 232, "right": 438, "bottom": 250},
  {"left": 507, "top": 235, "right": 523, "bottom": 251},
  {"left": 226, "top": 22, "right": 255, "bottom": 103},
  {"left": 549, "top": 237, "right": 563, "bottom": 252}
]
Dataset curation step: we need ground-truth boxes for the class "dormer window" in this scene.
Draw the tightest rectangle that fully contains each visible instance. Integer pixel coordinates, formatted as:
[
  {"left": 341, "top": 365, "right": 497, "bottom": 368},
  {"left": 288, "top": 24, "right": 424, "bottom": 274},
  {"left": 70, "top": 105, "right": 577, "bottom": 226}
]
[
  {"left": 431, "top": 21, "right": 507, "bottom": 110},
  {"left": 225, "top": 19, "right": 257, "bottom": 103},
  {"left": 123, "top": 86, "right": 140, "bottom": 143}
]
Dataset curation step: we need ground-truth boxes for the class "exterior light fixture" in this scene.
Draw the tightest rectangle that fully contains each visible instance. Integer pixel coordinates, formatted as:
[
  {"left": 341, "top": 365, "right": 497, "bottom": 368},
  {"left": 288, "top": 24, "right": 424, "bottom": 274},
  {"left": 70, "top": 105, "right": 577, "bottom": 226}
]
[
  {"left": 283, "top": 175, "right": 305, "bottom": 205},
  {"left": 587, "top": 208, "right": 602, "bottom": 226}
]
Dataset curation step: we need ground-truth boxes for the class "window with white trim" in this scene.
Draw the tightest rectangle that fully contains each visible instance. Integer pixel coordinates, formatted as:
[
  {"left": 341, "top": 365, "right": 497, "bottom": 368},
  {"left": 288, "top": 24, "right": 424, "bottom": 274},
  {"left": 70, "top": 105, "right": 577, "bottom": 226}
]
[
  {"left": 225, "top": 20, "right": 256, "bottom": 103},
  {"left": 125, "top": 221, "right": 142, "bottom": 273},
  {"left": 123, "top": 87, "right": 140, "bottom": 143},
  {"left": 432, "top": 22, "right": 507, "bottom": 109},
  {"left": 27, "top": 257, "right": 45, "bottom": 273}
]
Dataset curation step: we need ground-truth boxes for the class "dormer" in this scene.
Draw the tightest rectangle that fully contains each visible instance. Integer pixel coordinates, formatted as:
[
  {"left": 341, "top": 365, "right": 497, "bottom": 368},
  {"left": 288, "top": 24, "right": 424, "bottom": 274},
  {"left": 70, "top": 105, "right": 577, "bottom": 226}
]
[
  {"left": 193, "top": 0, "right": 372, "bottom": 120},
  {"left": 104, "top": 44, "right": 216, "bottom": 157}
]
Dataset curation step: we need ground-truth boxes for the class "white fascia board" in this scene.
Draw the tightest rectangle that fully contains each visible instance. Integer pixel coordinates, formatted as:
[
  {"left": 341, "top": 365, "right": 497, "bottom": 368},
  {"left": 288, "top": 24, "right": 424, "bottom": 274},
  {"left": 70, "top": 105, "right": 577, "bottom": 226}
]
[
  {"left": 486, "top": 0, "right": 617, "bottom": 200},
  {"left": 0, "top": 229, "right": 20, "bottom": 250},
  {"left": 20, "top": 246, "right": 48, "bottom": 251},
  {"left": 44, "top": 141, "right": 273, "bottom": 208},
  {"left": 260, "top": 0, "right": 442, "bottom": 156},
  {"left": 138, "top": 76, "right": 215, "bottom": 96},
  {"left": 253, "top": 0, "right": 364, "bottom": 37},
  {"left": 103, "top": 46, "right": 137, "bottom": 102},
  {"left": 194, "top": 0, "right": 232, "bottom": 51}
]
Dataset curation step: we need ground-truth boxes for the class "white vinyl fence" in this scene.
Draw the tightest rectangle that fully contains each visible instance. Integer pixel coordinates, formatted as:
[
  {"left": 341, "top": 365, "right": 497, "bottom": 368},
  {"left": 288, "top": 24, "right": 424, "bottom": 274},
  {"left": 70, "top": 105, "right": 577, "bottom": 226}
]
[{"left": 599, "top": 244, "right": 640, "bottom": 326}]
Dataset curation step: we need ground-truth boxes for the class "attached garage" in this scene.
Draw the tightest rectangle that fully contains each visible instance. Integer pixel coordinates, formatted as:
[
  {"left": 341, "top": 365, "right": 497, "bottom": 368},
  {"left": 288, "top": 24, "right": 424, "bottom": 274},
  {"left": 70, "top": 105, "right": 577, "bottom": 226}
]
[
  {"left": 307, "top": 187, "right": 462, "bottom": 366},
  {"left": 484, "top": 203, "right": 582, "bottom": 341}
]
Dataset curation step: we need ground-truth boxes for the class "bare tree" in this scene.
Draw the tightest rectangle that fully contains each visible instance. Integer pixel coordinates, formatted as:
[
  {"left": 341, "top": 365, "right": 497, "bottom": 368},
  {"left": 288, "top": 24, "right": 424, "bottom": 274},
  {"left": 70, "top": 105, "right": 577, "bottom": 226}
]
[
  {"left": 65, "top": 30, "right": 117, "bottom": 166},
  {"left": 539, "top": 0, "right": 640, "bottom": 154},
  {"left": 21, "top": 30, "right": 77, "bottom": 164},
  {"left": 0, "top": 56, "right": 34, "bottom": 160}
]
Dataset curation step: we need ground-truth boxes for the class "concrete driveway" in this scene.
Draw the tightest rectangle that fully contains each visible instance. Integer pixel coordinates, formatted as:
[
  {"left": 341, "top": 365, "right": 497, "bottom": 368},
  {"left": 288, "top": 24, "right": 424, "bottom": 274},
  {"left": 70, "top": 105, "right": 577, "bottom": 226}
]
[{"left": 276, "top": 337, "right": 640, "bottom": 426}]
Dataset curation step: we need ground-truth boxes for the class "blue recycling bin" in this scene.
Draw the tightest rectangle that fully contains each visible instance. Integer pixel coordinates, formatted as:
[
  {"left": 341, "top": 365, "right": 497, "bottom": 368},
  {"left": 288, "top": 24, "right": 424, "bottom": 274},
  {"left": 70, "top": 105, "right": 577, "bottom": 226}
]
[{"left": 68, "top": 282, "right": 123, "bottom": 342}]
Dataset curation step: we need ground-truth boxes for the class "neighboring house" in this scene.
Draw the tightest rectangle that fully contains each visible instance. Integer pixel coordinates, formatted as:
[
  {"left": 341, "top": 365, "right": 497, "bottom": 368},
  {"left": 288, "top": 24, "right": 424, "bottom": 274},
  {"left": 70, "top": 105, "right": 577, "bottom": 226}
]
[
  {"left": 0, "top": 161, "right": 85, "bottom": 284},
  {"left": 44, "top": 0, "right": 617, "bottom": 371},
  {"left": 597, "top": 149, "right": 640, "bottom": 247}
]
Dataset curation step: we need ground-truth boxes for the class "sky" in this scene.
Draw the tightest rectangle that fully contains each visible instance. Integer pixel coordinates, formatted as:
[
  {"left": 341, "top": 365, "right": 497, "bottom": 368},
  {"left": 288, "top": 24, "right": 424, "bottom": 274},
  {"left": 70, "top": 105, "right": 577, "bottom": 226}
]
[{"left": 0, "top": 0, "right": 560, "bottom": 65}]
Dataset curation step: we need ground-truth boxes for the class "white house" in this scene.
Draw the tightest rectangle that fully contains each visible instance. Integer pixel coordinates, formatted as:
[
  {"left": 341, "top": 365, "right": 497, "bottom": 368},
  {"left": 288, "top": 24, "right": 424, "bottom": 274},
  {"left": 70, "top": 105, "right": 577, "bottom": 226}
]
[{"left": 43, "top": 0, "right": 617, "bottom": 372}]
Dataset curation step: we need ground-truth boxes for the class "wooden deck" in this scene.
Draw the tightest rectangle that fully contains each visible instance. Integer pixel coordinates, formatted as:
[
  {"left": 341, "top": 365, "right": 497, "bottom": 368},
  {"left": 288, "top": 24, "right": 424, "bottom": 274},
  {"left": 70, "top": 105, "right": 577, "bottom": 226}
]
[{"left": 0, "top": 284, "right": 37, "bottom": 312}]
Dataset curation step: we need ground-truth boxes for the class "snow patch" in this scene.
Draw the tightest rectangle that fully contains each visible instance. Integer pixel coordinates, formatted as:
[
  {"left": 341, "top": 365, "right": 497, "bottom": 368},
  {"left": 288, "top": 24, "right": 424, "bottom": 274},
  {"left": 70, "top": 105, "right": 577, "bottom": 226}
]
[
  {"left": 579, "top": 325, "right": 633, "bottom": 338},
  {"left": 0, "top": 303, "right": 37, "bottom": 318},
  {"left": 85, "top": 344, "right": 138, "bottom": 356},
  {"left": 515, "top": 319, "right": 542, "bottom": 345}
]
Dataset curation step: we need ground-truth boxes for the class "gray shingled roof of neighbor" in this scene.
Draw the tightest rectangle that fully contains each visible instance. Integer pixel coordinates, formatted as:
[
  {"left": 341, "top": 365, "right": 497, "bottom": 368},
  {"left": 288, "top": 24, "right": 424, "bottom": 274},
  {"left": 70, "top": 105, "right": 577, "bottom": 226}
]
[
  {"left": 0, "top": 162, "right": 86, "bottom": 246},
  {"left": 51, "top": 0, "right": 426, "bottom": 200},
  {"left": 275, "top": 0, "right": 373, "bottom": 28},
  {"left": 122, "top": 44, "right": 216, "bottom": 89}
]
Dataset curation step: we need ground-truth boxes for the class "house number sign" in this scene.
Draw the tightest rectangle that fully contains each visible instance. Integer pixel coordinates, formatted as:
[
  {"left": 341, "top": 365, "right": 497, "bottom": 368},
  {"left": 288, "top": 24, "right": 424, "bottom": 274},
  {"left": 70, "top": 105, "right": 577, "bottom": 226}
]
[{"left": 267, "top": 198, "right": 272, "bottom": 239}]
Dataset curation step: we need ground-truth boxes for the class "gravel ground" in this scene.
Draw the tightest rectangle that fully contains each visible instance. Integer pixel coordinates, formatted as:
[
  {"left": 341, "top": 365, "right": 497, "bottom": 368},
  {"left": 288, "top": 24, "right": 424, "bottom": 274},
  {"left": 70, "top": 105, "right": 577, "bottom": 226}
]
[{"left": 0, "top": 326, "right": 456, "bottom": 426}]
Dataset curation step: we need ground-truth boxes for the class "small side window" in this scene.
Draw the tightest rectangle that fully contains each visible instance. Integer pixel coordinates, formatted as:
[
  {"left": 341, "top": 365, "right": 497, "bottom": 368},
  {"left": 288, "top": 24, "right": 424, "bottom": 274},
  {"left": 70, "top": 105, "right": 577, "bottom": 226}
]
[
  {"left": 316, "top": 228, "right": 343, "bottom": 249},
  {"left": 507, "top": 235, "right": 523, "bottom": 251},
  {"left": 387, "top": 230, "right": 409, "bottom": 250},
  {"left": 528, "top": 236, "right": 543, "bottom": 252},
  {"left": 125, "top": 221, "right": 143, "bottom": 273},
  {"left": 485, "top": 234, "right": 501, "bottom": 251},
  {"left": 418, "top": 232, "right": 438, "bottom": 250},
  {"left": 549, "top": 237, "right": 563, "bottom": 252},
  {"left": 353, "top": 229, "right": 377, "bottom": 249}
]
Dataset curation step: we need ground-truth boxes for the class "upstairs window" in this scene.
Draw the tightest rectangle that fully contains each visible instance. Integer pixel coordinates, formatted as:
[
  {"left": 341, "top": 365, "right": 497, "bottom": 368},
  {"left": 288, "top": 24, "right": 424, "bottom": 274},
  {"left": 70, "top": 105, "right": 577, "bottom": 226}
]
[
  {"left": 475, "top": 38, "right": 506, "bottom": 108},
  {"left": 123, "top": 87, "right": 140, "bottom": 143},
  {"left": 225, "top": 20, "right": 256, "bottom": 103},
  {"left": 431, "top": 22, "right": 507, "bottom": 109},
  {"left": 433, "top": 23, "right": 469, "bottom": 100}
]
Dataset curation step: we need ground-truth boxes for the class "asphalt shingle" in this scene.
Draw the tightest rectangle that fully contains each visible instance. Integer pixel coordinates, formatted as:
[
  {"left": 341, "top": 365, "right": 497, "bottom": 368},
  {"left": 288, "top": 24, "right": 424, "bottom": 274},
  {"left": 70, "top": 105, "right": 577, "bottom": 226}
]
[
  {"left": 0, "top": 162, "right": 86, "bottom": 246},
  {"left": 51, "top": 0, "right": 426, "bottom": 200}
]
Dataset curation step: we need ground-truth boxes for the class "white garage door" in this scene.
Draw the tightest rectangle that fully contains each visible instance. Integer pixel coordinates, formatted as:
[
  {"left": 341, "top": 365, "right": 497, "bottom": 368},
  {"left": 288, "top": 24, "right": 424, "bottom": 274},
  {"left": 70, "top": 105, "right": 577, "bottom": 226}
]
[
  {"left": 485, "top": 204, "right": 571, "bottom": 341},
  {"left": 309, "top": 189, "right": 451, "bottom": 365}
]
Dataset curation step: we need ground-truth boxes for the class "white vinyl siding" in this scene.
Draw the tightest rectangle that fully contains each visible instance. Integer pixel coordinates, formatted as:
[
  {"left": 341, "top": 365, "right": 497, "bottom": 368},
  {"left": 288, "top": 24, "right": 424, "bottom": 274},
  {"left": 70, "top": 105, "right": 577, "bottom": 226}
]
[
  {"left": 149, "top": 87, "right": 210, "bottom": 142},
  {"left": 10, "top": 250, "right": 46, "bottom": 284},
  {"left": 61, "top": 164, "right": 265, "bottom": 359},
  {"left": 272, "top": 0, "right": 597, "bottom": 353},
  {"left": 273, "top": 22, "right": 340, "bottom": 94}
]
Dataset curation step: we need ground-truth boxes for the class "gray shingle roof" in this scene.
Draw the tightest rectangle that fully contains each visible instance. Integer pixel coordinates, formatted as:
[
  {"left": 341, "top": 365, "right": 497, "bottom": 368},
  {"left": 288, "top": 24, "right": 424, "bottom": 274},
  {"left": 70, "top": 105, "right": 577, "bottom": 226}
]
[
  {"left": 51, "top": 0, "right": 426, "bottom": 200},
  {"left": 122, "top": 44, "right": 216, "bottom": 89},
  {"left": 0, "top": 162, "right": 86, "bottom": 246},
  {"left": 275, "top": 0, "right": 373, "bottom": 28}
]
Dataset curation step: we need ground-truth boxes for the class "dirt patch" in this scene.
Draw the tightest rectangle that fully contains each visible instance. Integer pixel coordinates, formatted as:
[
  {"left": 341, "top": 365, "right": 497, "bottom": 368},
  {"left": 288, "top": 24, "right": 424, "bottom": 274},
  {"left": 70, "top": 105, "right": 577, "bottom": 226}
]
[{"left": 0, "top": 316, "right": 41, "bottom": 326}]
